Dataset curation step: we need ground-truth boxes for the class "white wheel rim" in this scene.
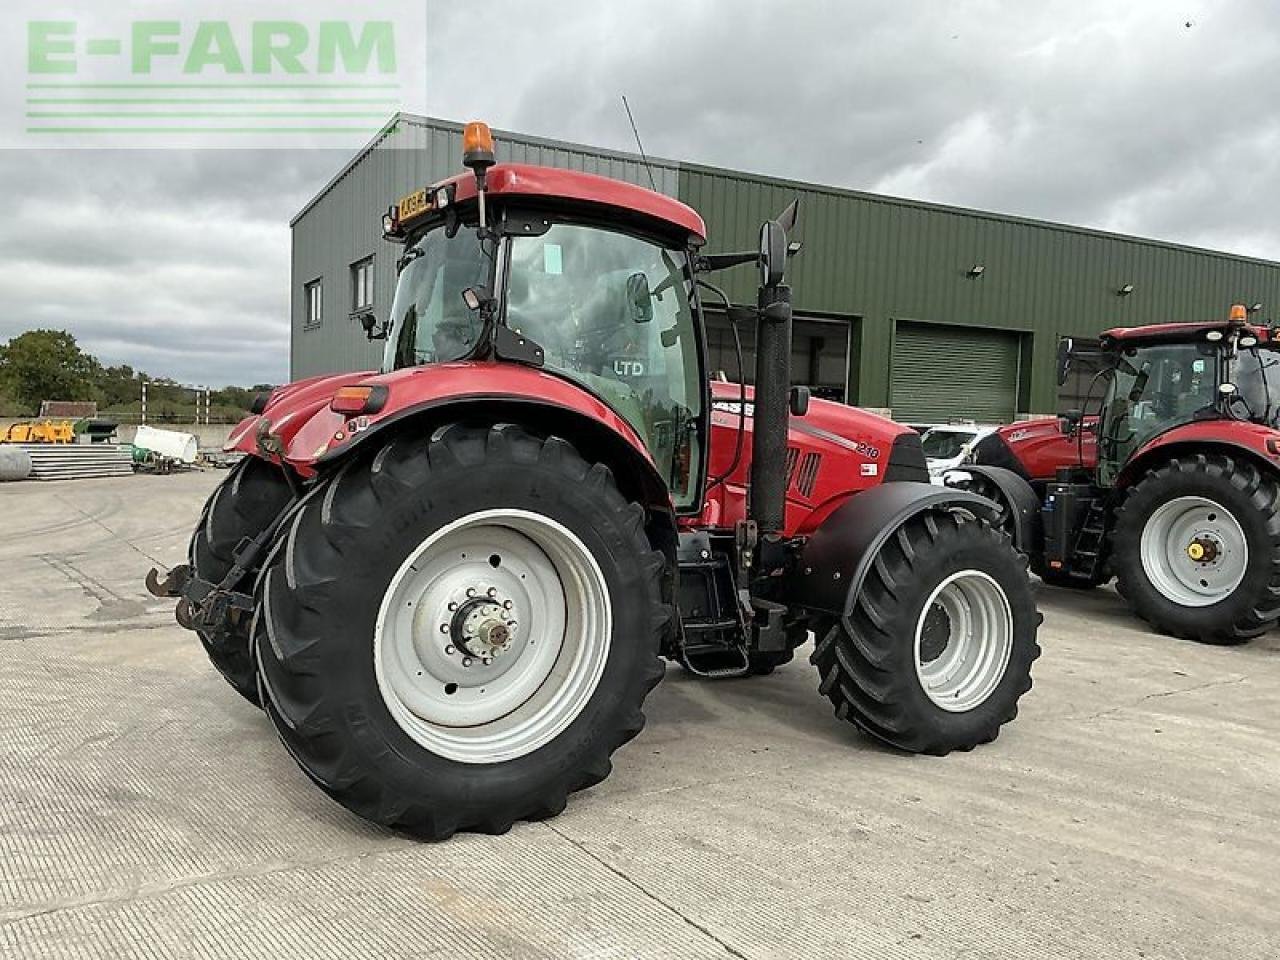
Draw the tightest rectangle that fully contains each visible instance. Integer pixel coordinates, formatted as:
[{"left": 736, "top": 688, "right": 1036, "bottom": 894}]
[
  {"left": 373, "top": 509, "right": 611, "bottom": 764},
  {"left": 913, "top": 570, "right": 1013, "bottom": 713},
  {"left": 1140, "top": 496, "right": 1248, "bottom": 607}
]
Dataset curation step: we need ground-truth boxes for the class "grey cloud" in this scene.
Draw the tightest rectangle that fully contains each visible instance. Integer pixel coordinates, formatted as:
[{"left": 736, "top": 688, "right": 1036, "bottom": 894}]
[{"left": 7, "top": 1, "right": 1280, "bottom": 387}]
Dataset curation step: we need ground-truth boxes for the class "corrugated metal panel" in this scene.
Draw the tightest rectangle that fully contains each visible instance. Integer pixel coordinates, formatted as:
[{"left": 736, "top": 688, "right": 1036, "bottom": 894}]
[
  {"left": 890, "top": 322, "right": 1020, "bottom": 423},
  {"left": 677, "top": 163, "right": 1280, "bottom": 414},
  {"left": 291, "top": 115, "right": 680, "bottom": 380}
]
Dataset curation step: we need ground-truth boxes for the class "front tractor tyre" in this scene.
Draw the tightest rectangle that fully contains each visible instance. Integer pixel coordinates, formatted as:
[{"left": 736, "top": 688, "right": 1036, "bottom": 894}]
[
  {"left": 254, "top": 424, "right": 671, "bottom": 840},
  {"left": 188, "top": 456, "right": 293, "bottom": 705},
  {"left": 1113, "top": 454, "right": 1280, "bottom": 644},
  {"left": 811, "top": 514, "right": 1041, "bottom": 755}
]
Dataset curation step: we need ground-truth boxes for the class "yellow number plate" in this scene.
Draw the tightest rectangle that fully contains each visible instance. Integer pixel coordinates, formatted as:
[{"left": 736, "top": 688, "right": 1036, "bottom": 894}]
[{"left": 398, "top": 188, "right": 429, "bottom": 222}]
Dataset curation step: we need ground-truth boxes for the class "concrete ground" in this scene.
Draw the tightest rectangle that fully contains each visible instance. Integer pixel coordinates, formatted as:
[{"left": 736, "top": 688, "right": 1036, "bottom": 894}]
[{"left": 1, "top": 471, "right": 1276, "bottom": 960}]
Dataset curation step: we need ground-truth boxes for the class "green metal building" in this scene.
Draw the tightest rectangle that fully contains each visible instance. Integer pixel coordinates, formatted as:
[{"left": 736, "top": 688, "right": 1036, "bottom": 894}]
[{"left": 291, "top": 114, "right": 1280, "bottom": 421}]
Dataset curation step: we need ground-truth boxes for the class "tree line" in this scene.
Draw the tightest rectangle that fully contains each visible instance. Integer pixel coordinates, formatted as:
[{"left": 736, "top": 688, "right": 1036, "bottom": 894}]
[{"left": 0, "top": 329, "right": 272, "bottom": 422}]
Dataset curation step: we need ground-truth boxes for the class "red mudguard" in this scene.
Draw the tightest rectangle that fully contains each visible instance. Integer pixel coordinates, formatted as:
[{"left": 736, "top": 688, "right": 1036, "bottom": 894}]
[{"left": 225, "top": 361, "right": 657, "bottom": 480}]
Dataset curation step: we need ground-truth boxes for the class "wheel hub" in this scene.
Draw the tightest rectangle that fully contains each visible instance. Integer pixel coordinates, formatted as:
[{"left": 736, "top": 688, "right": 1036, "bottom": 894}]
[
  {"left": 374, "top": 510, "right": 612, "bottom": 764},
  {"left": 1185, "top": 536, "right": 1220, "bottom": 564},
  {"left": 1140, "top": 496, "right": 1247, "bottom": 607},
  {"left": 451, "top": 595, "right": 518, "bottom": 661}
]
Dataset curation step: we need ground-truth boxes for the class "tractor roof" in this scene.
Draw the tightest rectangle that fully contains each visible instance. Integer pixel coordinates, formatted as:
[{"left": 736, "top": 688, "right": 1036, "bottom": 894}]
[
  {"left": 445, "top": 163, "right": 706, "bottom": 242},
  {"left": 1099, "top": 320, "right": 1271, "bottom": 349}
]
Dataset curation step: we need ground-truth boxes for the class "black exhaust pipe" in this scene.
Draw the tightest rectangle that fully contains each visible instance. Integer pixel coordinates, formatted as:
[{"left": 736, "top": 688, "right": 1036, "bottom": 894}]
[{"left": 748, "top": 283, "right": 793, "bottom": 535}]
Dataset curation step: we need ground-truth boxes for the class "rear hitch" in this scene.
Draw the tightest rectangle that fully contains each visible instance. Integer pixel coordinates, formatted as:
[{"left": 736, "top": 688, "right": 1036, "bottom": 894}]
[{"left": 146, "top": 564, "right": 191, "bottom": 598}]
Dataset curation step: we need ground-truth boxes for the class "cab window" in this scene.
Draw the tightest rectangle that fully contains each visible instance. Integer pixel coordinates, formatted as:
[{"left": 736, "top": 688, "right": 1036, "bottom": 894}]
[
  {"left": 1100, "top": 343, "right": 1213, "bottom": 482},
  {"left": 505, "top": 223, "right": 702, "bottom": 507}
]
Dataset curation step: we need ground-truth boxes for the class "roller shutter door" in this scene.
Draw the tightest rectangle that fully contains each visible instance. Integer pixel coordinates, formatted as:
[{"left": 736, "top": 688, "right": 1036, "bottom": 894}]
[{"left": 891, "top": 322, "right": 1020, "bottom": 423}]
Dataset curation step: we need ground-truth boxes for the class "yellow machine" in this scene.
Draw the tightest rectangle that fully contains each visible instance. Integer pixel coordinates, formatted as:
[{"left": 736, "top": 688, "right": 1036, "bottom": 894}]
[{"left": 1, "top": 420, "right": 75, "bottom": 444}]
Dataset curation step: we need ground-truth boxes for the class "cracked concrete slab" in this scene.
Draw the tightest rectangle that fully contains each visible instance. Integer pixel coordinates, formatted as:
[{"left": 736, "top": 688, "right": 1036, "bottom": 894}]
[{"left": 0, "top": 472, "right": 1277, "bottom": 959}]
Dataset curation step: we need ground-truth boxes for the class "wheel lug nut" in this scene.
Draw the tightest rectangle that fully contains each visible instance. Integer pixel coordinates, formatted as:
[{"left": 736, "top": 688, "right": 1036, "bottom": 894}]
[
  {"left": 466, "top": 587, "right": 475, "bottom": 597},
  {"left": 482, "top": 657, "right": 492, "bottom": 666},
  {"left": 448, "top": 602, "right": 457, "bottom": 611},
  {"left": 503, "top": 600, "right": 512, "bottom": 609},
  {"left": 439, "top": 624, "right": 448, "bottom": 633},
  {"left": 487, "top": 587, "right": 497, "bottom": 597},
  {"left": 462, "top": 657, "right": 473, "bottom": 668},
  {"left": 445, "top": 644, "right": 455, "bottom": 655}
]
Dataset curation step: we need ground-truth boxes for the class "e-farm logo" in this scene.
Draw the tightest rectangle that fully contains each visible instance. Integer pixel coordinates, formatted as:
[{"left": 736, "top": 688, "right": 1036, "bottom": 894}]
[{"left": 10, "top": 2, "right": 425, "bottom": 148}]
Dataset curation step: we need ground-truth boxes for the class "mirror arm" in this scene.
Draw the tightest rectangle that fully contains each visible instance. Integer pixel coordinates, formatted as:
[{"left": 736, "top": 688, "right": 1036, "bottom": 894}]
[{"left": 695, "top": 251, "right": 758, "bottom": 274}]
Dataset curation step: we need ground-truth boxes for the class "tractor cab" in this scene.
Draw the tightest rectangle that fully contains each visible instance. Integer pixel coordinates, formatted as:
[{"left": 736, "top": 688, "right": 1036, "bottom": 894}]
[
  {"left": 958, "top": 304, "right": 1280, "bottom": 643},
  {"left": 1060, "top": 306, "right": 1280, "bottom": 485},
  {"left": 376, "top": 125, "right": 708, "bottom": 508}
]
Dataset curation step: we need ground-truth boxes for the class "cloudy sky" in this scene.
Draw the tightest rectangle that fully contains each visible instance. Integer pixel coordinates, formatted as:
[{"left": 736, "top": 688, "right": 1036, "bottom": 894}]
[{"left": 3, "top": 0, "right": 1278, "bottom": 386}]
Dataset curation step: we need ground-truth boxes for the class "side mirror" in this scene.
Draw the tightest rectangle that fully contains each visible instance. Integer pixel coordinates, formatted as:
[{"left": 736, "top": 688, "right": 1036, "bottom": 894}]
[
  {"left": 625, "top": 272, "right": 654, "bottom": 324},
  {"left": 759, "top": 219, "right": 787, "bottom": 288},
  {"left": 1056, "top": 337, "right": 1074, "bottom": 386},
  {"left": 789, "top": 385, "right": 810, "bottom": 417},
  {"left": 356, "top": 312, "right": 387, "bottom": 341}
]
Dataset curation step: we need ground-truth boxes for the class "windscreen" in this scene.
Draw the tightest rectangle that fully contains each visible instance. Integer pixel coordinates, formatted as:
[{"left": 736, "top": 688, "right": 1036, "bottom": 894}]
[
  {"left": 1233, "top": 347, "right": 1280, "bottom": 426},
  {"left": 382, "top": 227, "right": 491, "bottom": 371}
]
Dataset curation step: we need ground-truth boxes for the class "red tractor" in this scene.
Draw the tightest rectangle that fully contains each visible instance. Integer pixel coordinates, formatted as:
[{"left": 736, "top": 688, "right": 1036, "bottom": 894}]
[
  {"left": 951, "top": 306, "right": 1280, "bottom": 644},
  {"left": 149, "top": 123, "right": 1040, "bottom": 839}
]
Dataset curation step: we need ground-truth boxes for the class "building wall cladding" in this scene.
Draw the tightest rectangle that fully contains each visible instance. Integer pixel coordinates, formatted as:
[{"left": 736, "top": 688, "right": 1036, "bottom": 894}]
[
  {"left": 291, "top": 114, "right": 1280, "bottom": 416},
  {"left": 680, "top": 163, "right": 1280, "bottom": 414}
]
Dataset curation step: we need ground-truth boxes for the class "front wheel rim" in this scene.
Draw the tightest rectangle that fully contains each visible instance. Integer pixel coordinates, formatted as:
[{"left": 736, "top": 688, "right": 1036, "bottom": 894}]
[
  {"left": 913, "top": 570, "right": 1014, "bottom": 713},
  {"left": 1139, "top": 496, "right": 1248, "bottom": 607},
  {"left": 374, "top": 509, "right": 612, "bottom": 764}
]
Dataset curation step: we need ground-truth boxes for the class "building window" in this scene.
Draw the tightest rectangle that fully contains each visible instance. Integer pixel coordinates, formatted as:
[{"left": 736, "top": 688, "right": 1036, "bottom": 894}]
[
  {"left": 305, "top": 279, "right": 323, "bottom": 327},
  {"left": 351, "top": 257, "right": 374, "bottom": 311}
]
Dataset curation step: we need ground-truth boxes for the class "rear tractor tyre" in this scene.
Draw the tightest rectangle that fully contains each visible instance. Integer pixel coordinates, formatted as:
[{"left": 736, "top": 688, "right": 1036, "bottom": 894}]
[
  {"left": 254, "top": 424, "right": 671, "bottom": 840},
  {"left": 811, "top": 514, "right": 1040, "bottom": 755},
  {"left": 1113, "top": 454, "right": 1280, "bottom": 644},
  {"left": 189, "top": 456, "right": 293, "bottom": 706}
]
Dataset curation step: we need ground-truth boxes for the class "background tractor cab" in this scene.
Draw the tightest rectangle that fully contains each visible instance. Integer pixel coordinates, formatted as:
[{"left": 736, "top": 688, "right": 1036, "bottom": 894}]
[
  {"left": 160, "top": 122, "right": 1041, "bottom": 840},
  {"left": 956, "top": 304, "right": 1280, "bottom": 645}
]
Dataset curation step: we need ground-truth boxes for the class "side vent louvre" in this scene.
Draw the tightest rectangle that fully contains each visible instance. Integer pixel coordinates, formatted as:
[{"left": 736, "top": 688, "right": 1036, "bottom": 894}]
[
  {"left": 783, "top": 446, "right": 799, "bottom": 487},
  {"left": 796, "top": 452, "right": 821, "bottom": 497}
]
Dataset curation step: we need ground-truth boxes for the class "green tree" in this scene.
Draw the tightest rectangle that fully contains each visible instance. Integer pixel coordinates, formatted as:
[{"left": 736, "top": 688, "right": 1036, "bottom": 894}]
[{"left": 0, "top": 329, "right": 101, "bottom": 413}]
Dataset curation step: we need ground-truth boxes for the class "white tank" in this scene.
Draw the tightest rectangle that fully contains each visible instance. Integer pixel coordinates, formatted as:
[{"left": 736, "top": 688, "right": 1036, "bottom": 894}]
[
  {"left": 133, "top": 425, "right": 198, "bottom": 464},
  {"left": 0, "top": 446, "right": 33, "bottom": 481}
]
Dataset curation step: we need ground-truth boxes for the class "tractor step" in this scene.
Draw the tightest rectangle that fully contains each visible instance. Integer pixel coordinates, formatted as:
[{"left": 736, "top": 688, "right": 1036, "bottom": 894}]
[{"left": 679, "top": 642, "right": 751, "bottom": 679}]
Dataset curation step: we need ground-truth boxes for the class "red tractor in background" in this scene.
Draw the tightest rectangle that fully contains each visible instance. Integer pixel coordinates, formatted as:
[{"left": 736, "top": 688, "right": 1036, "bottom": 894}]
[
  {"left": 950, "top": 306, "right": 1280, "bottom": 645},
  {"left": 149, "top": 123, "right": 1040, "bottom": 840}
]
